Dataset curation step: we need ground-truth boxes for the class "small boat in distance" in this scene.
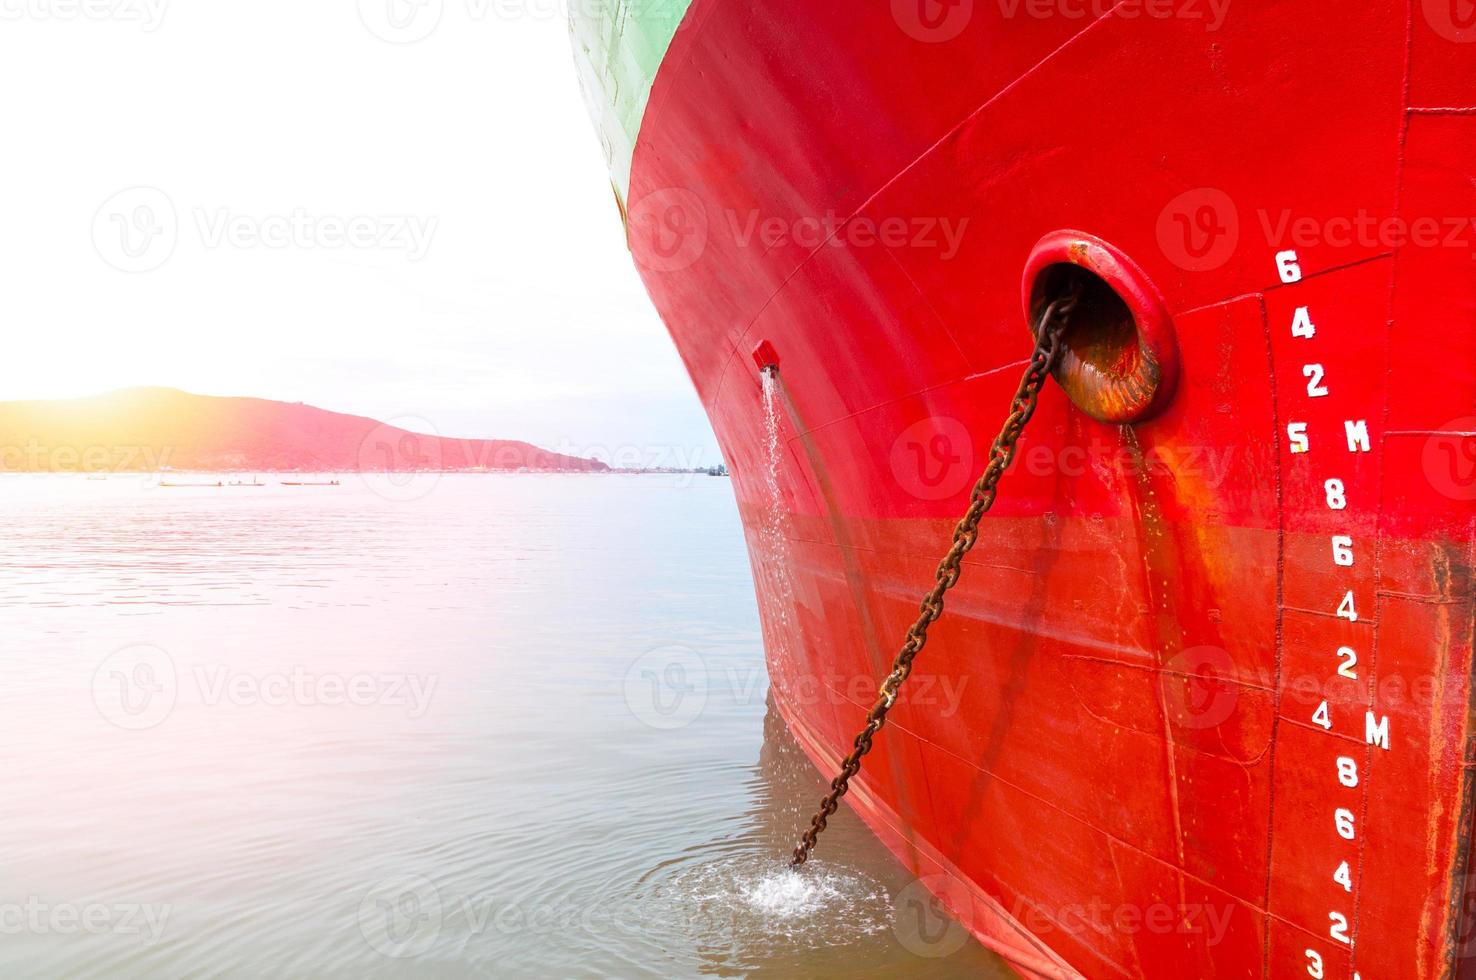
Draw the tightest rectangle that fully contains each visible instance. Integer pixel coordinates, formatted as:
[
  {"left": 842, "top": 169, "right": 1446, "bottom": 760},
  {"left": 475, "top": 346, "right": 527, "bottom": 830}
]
[
  {"left": 159, "top": 477, "right": 266, "bottom": 488},
  {"left": 280, "top": 480, "right": 341, "bottom": 487}
]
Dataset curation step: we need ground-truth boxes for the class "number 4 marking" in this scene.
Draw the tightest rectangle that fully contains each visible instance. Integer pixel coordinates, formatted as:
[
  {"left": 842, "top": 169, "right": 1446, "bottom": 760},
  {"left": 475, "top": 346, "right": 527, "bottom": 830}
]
[
  {"left": 1334, "top": 860, "right": 1353, "bottom": 892},
  {"left": 1313, "top": 701, "right": 1332, "bottom": 730},
  {"left": 1292, "top": 306, "right": 1316, "bottom": 337}
]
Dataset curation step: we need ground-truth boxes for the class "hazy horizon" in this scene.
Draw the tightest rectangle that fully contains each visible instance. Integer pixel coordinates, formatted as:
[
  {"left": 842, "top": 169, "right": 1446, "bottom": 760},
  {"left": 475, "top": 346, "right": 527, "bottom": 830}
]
[{"left": 0, "top": 4, "right": 721, "bottom": 472}]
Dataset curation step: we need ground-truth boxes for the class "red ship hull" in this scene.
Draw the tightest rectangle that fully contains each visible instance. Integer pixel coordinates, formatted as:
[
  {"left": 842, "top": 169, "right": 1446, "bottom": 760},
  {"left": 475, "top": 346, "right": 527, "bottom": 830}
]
[{"left": 586, "top": 2, "right": 1476, "bottom": 975}]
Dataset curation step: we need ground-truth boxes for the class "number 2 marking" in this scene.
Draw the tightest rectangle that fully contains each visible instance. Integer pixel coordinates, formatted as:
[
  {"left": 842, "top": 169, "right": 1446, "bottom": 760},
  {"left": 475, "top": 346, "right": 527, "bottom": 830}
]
[
  {"left": 1337, "top": 646, "right": 1359, "bottom": 679},
  {"left": 1330, "top": 911, "right": 1351, "bottom": 945},
  {"left": 1304, "top": 364, "right": 1329, "bottom": 398}
]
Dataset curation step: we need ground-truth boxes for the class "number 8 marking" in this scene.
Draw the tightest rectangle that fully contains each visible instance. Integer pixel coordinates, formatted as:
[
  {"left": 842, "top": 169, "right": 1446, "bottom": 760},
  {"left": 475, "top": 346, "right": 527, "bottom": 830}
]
[{"left": 1325, "top": 478, "right": 1347, "bottom": 510}]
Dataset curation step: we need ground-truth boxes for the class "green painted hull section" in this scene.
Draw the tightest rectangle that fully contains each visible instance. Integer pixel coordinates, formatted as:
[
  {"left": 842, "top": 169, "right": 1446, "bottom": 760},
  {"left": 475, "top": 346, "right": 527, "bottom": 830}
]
[{"left": 569, "top": 0, "right": 693, "bottom": 205}]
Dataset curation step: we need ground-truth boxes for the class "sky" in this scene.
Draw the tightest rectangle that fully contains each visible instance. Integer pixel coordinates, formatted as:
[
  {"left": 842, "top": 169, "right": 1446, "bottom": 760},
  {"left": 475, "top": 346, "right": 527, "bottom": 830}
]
[{"left": 0, "top": 0, "right": 720, "bottom": 470}]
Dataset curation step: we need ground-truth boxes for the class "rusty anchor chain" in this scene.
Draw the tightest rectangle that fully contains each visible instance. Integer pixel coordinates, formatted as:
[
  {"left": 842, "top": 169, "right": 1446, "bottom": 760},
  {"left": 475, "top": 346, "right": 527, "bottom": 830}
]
[{"left": 788, "top": 291, "right": 1079, "bottom": 868}]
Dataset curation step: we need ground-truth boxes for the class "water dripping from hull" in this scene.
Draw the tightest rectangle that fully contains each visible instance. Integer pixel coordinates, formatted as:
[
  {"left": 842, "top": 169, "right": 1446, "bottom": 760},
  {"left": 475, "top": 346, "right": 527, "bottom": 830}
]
[{"left": 758, "top": 370, "right": 796, "bottom": 660}]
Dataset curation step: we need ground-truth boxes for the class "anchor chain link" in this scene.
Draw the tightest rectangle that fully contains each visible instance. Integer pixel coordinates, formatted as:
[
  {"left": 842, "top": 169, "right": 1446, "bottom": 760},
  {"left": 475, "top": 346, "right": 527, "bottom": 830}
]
[{"left": 789, "top": 292, "right": 1079, "bottom": 868}]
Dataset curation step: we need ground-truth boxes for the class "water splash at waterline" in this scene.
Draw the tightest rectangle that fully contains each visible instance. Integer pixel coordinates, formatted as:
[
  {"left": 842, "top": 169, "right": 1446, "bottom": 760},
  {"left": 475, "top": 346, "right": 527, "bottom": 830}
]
[{"left": 638, "top": 851, "right": 892, "bottom": 948}]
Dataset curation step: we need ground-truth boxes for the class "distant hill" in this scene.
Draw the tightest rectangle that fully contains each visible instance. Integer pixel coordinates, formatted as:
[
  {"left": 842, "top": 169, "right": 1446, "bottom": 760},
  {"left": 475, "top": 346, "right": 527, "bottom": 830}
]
[{"left": 0, "top": 388, "right": 610, "bottom": 473}]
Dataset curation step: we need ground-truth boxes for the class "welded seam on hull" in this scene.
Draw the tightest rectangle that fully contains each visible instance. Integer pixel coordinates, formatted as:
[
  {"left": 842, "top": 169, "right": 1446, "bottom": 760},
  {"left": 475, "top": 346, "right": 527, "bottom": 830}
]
[
  {"left": 1256, "top": 286, "right": 1283, "bottom": 979},
  {"left": 1356, "top": 11, "right": 1411, "bottom": 972},
  {"left": 1451, "top": 530, "right": 1476, "bottom": 978},
  {"left": 700, "top": 13, "right": 1118, "bottom": 413}
]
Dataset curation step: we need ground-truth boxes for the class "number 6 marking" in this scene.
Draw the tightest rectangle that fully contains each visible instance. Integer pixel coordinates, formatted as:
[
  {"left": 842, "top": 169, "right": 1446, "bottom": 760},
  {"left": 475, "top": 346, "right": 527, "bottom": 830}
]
[{"left": 1278, "top": 250, "right": 1304, "bottom": 283}]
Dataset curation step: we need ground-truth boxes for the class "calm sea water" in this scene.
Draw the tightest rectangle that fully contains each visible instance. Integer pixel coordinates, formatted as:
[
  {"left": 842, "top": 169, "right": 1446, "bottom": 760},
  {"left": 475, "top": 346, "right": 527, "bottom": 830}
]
[{"left": 0, "top": 473, "right": 1010, "bottom": 978}]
